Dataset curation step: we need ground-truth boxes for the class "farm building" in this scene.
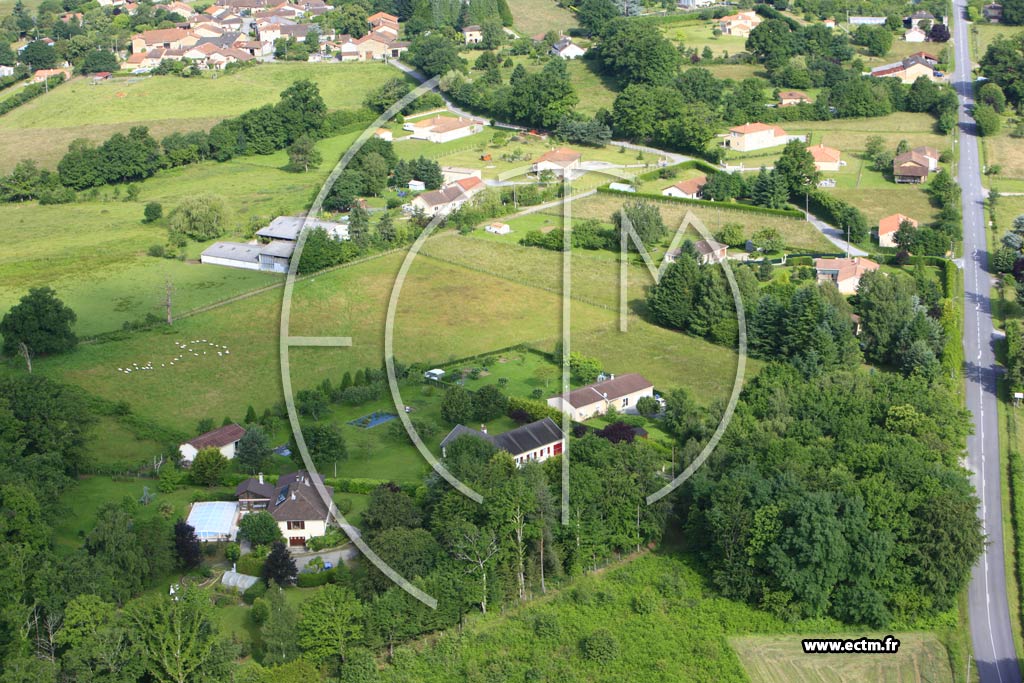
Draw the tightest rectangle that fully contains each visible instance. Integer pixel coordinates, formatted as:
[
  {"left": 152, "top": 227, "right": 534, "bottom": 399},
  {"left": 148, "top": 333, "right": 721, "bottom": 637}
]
[{"left": 486, "top": 222, "right": 511, "bottom": 235}]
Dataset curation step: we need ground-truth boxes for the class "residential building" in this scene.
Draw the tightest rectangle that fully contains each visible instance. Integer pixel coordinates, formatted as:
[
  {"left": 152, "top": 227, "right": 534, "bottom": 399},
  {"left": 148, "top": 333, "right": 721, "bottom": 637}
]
[
  {"left": 31, "top": 68, "right": 72, "bottom": 83},
  {"left": 893, "top": 150, "right": 932, "bottom": 183},
  {"left": 440, "top": 418, "right": 566, "bottom": 467},
  {"left": 908, "top": 51, "right": 939, "bottom": 65},
  {"left": 179, "top": 423, "right": 246, "bottom": 464},
  {"left": 904, "top": 26, "right": 927, "bottom": 42},
  {"left": 462, "top": 24, "right": 483, "bottom": 44},
  {"left": 374, "top": 127, "right": 393, "bottom": 141},
  {"left": 778, "top": 90, "right": 811, "bottom": 106},
  {"left": 723, "top": 122, "right": 790, "bottom": 152},
  {"left": 0, "top": 65, "right": 14, "bottom": 77},
  {"left": 677, "top": 0, "right": 715, "bottom": 8},
  {"left": 531, "top": 147, "right": 582, "bottom": 176},
  {"left": 236, "top": 470, "right": 336, "bottom": 547},
  {"left": 718, "top": 10, "right": 762, "bottom": 37},
  {"left": 131, "top": 27, "right": 198, "bottom": 52},
  {"left": 547, "top": 373, "right": 655, "bottom": 422},
  {"left": 869, "top": 55, "right": 938, "bottom": 84},
  {"left": 809, "top": 143, "right": 842, "bottom": 172},
  {"left": 912, "top": 145, "right": 940, "bottom": 171},
  {"left": 353, "top": 32, "right": 408, "bottom": 60},
  {"left": 406, "top": 177, "right": 485, "bottom": 216},
  {"left": 551, "top": 36, "right": 586, "bottom": 59},
  {"left": 661, "top": 174, "right": 707, "bottom": 199},
  {"left": 984, "top": 3, "right": 1003, "bottom": 21},
  {"left": 666, "top": 238, "right": 727, "bottom": 265},
  {"left": 878, "top": 213, "right": 918, "bottom": 248},
  {"left": 814, "top": 256, "right": 880, "bottom": 294},
  {"left": 908, "top": 9, "right": 936, "bottom": 25},
  {"left": 486, "top": 221, "right": 511, "bottom": 235},
  {"left": 823, "top": 17, "right": 836, "bottom": 27},
  {"left": 405, "top": 115, "right": 483, "bottom": 143}
]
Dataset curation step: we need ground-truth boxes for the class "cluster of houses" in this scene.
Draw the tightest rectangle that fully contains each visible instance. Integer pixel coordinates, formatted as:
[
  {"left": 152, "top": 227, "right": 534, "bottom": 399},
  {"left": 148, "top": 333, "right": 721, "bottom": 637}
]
[{"left": 124, "top": 4, "right": 409, "bottom": 71}]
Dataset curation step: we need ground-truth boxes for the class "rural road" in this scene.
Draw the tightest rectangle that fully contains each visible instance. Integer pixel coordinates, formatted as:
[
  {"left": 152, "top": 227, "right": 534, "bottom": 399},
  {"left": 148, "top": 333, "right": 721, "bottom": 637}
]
[{"left": 953, "top": 0, "right": 1023, "bottom": 680}]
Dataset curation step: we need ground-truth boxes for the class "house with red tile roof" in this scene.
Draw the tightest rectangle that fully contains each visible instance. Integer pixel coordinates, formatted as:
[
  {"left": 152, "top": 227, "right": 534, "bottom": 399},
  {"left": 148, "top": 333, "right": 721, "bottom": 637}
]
[
  {"left": 661, "top": 174, "right": 707, "bottom": 199},
  {"left": 809, "top": 143, "right": 842, "bottom": 172},
  {"left": 532, "top": 147, "right": 582, "bottom": 176},
  {"left": 814, "top": 256, "right": 880, "bottom": 294},
  {"left": 724, "top": 122, "right": 790, "bottom": 152},
  {"left": 878, "top": 213, "right": 918, "bottom": 248}
]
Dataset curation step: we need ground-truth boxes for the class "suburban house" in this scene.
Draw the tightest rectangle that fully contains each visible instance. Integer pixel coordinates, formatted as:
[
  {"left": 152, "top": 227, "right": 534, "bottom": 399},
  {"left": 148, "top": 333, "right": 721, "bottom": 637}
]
[
  {"left": 461, "top": 25, "right": 482, "bottom": 44},
  {"left": 486, "top": 221, "right": 511, "bottom": 234},
  {"left": 547, "top": 373, "right": 655, "bottom": 422},
  {"left": 869, "top": 55, "right": 938, "bottom": 84},
  {"left": 405, "top": 116, "right": 483, "bottom": 143},
  {"left": 809, "top": 143, "right": 842, "bottom": 172},
  {"left": 911, "top": 145, "right": 940, "bottom": 170},
  {"left": 718, "top": 10, "right": 762, "bottom": 37},
  {"left": 179, "top": 423, "right": 246, "bottom": 464},
  {"left": 814, "top": 256, "right": 880, "bottom": 294},
  {"left": 984, "top": 3, "right": 1003, "bottom": 21},
  {"left": 661, "top": 175, "right": 707, "bottom": 199},
  {"left": 532, "top": 147, "right": 582, "bottom": 176},
  {"left": 131, "top": 27, "right": 199, "bottom": 52},
  {"left": 893, "top": 149, "right": 936, "bottom": 183},
  {"left": 367, "top": 11, "right": 399, "bottom": 39},
  {"left": 723, "top": 122, "right": 790, "bottom": 152},
  {"left": 439, "top": 418, "right": 566, "bottom": 467},
  {"left": 31, "top": 68, "right": 72, "bottom": 83},
  {"left": 877, "top": 213, "right": 918, "bottom": 248},
  {"left": 551, "top": 36, "right": 587, "bottom": 59},
  {"left": 778, "top": 90, "right": 811, "bottom": 106},
  {"left": 666, "top": 238, "right": 728, "bottom": 265},
  {"left": 406, "top": 177, "right": 485, "bottom": 217},
  {"left": 236, "top": 470, "right": 336, "bottom": 547},
  {"left": 352, "top": 32, "right": 409, "bottom": 61},
  {"left": 904, "top": 26, "right": 927, "bottom": 42},
  {"left": 823, "top": 17, "right": 836, "bottom": 28},
  {"left": 374, "top": 127, "right": 393, "bottom": 141}
]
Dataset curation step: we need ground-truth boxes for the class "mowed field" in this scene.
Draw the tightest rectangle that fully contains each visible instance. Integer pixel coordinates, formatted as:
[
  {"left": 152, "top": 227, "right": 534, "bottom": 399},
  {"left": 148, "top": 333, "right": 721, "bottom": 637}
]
[
  {"left": 0, "top": 62, "right": 399, "bottom": 171},
  {"left": 36, "top": 236, "right": 747, "bottom": 444},
  {"left": 551, "top": 192, "right": 836, "bottom": 253},
  {"left": 508, "top": 0, "right": 578, "bottom": 36},
  {"left": 730, "top": 633, "right": 954, "bottom": 683}
]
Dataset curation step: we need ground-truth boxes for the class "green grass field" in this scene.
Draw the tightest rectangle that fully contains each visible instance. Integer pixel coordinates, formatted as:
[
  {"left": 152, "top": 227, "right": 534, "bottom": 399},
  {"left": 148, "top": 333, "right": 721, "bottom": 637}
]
[
  {"left": 661, "top": 18, "right": 750, "bottom": 57},
  {"left": 549, "top": 192, "right": 836, "bottom": 252},
  {"left": 0, "top": 129, "right": 367, "bottom": 336},
  {"left": 730, "top": 633, "right": 954, "bottom": 683},
  {"left": 509, "top": 0, "right": 579, "bottom": 36},
  {"left": 0, "top": 62, "right": 400, "bottom": 172}
]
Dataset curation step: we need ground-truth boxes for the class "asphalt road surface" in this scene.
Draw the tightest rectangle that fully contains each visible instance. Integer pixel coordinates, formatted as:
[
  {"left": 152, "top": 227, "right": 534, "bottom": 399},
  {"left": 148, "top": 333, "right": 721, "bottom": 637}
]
[{"left": 953, "top": 0, "right": 1023, "bottom": 679}]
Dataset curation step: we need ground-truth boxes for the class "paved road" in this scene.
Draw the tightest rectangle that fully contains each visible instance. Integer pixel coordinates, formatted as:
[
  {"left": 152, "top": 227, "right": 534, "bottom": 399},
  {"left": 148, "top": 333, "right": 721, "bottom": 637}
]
[{"left": 952, "top": 0, "right": 1023, "bottom": 680}]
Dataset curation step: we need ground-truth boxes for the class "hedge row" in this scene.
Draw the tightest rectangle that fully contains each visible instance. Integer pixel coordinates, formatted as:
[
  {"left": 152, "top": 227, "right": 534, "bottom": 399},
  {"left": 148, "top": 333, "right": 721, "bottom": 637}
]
[
  {"left": 595, "top": 186, "right": 806, "bottom": 219},
  {"left": 508, "top": 395, "right": 564, "bottom": 423},
  {"left": 634, "top": 159, "right": 721, "bottom": 183},
  {"left": 1009, "top": 450, "right": 1024, "bottom": 634},
  {"left": 0, "top": 75, "right": 66, "bottom": 118},
  {"left": 220, "top": 471, "right": 415, "bottom": 493}
]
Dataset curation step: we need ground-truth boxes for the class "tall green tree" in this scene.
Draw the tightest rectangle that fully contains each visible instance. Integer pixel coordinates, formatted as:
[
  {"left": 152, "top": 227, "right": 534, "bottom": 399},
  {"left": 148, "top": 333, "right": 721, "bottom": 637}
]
[
  {"left": 297, "top": 584, "right": 364, "bottom": 667},
  {"left": 0, "top": 286, "right": 77, "bottom": 357}
]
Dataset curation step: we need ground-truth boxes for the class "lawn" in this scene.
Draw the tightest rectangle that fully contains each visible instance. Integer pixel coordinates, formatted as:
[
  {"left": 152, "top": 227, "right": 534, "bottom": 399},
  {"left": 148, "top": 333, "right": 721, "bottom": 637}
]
[
  {"left": 730, "top": 633, "right": 954, "bottom": 683},
  {"left": 971, "top": 23, "right": 1023, "bottom": 62},
  {"left": 550, "top": 192, "right": 835, "bottom": 252},
  {"left": 661, "top": 18, "right": 750, "bottom": 57},
  {"left": 0, "top": 129, "right": 367, "bottom": 337},
  {"left": 0, "top": 62, "right": 401, "bottom": 172},
  {"left": 982, "top": 128, "right": 1024, "bottom": 180},
  {"left": 84, "top": 417, "right": 168, "bottom": 472},
  {"left": 53, "top": 475, "right": 234, "bottom": 551},
  {"left": 508, "top": 0, "right": 578, "bottom": 36}
]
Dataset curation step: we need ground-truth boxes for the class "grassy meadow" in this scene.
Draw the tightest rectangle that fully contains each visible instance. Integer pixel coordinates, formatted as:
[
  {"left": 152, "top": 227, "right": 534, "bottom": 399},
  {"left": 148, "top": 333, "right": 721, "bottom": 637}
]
[
  {"left": 730, "top": 633, "right": 954, "bottom": 683},
  {"left": 0, "top": 62, "right": 401, "bottom": 171},
  {"left": 508, "top": 0, "right": 578, "bottom": 36},
  {"left": 0, "top": 129, "right": 367, "bottom": 336}
]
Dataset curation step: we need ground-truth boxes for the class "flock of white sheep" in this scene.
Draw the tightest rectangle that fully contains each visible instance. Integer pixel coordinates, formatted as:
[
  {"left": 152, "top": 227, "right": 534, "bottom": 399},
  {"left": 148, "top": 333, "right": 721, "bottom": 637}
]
[{"left": 116, "top": 339, "right": 230, "bottom": 374}]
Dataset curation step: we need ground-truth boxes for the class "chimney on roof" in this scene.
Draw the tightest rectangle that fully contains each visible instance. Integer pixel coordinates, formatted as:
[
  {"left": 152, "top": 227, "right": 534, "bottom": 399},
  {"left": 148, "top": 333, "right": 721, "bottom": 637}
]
[
  {"left": 305, "top": 476, "right": 310, "bottom": 487},
  {"left": 258, "top": 472, "right": 263, "bottom": 485},
  {"left": 291, "top": 491, "right": 296, "bottom": 501},
  {"left": 610, "top": 373, "right": 615, "bottom": 380},
  {"left": 481, "top": 424, "right": 488, "bottom": 434}
]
